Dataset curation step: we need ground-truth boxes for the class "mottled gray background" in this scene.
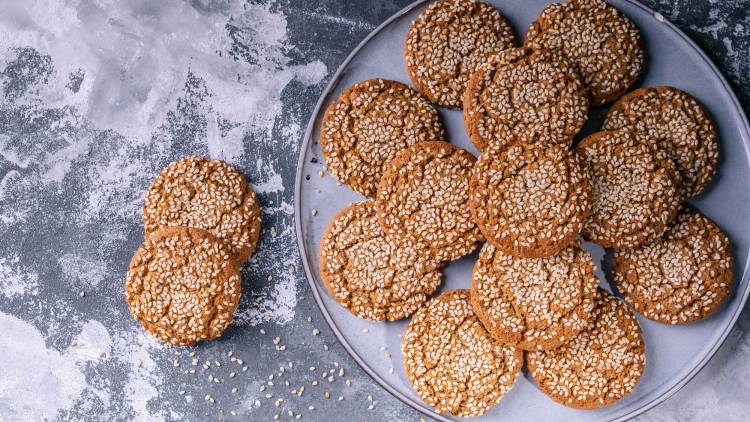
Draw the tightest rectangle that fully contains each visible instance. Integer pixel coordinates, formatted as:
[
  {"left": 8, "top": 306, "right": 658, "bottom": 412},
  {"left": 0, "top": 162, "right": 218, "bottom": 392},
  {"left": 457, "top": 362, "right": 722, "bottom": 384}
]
[{"left": 0, "top": 1, "right": 748, "bottom": 421}]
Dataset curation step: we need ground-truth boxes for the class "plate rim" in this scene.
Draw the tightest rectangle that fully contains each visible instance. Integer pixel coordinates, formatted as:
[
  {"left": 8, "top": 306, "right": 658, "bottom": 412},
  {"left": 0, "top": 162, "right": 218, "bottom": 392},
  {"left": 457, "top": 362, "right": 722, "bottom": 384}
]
[{"left": 292, "top": 1, "right": 750, "bottom": 421}]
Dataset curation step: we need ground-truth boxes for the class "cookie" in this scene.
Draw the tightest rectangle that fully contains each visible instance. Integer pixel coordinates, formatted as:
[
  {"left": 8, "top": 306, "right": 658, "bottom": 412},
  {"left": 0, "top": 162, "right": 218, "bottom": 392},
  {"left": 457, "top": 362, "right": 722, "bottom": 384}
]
[
  {"left": 320, "top": 79, "right": 445, "bottom": 197},
  {"left": 469, "top": 141, "right": 589, "bottom": 258},
  {"left": 143, "top": 156, "right": 261, "bottom": 268},
  {"left": 376, "top": 141, "right": 482, "bottom": 262},
  {"left": 404, "top": 0, "right": 517, "bottom": 108},
  {"left": 603, "top": 86, "right": 719, "bottom": 198},
  {"left": 614, "top": 208, "right": 733, "bottom": 324},
  {"left": 402, "top": 290, "right": 523, "bottom": 417},
  {"left": 463, "top": 47, "right": 589, "bottom": 151},
  {"left": 524, "top": 0, "right": 644, "bottom": 106},
  {"left": 577, "top": 129, "right": 682, "bottom": 248},
  {"left": 527, "top": 289, "right": 645, "bottom": 409},
  {"left": 125, "top": 227, "right": 241, "bottom": 346},
  {"left": 318, "top": 200, "right": 443, "bottom": 321},
  {"left": 470, "top": 241, "right": 598, "bottom": 351}
]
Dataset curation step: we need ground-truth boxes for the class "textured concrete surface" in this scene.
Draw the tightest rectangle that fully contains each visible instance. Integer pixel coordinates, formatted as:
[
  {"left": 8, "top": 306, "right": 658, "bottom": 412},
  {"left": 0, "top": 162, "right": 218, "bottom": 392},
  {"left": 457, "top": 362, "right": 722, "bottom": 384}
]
[{"left": 0, "top": 1, "right": 748, "bottom": 421}]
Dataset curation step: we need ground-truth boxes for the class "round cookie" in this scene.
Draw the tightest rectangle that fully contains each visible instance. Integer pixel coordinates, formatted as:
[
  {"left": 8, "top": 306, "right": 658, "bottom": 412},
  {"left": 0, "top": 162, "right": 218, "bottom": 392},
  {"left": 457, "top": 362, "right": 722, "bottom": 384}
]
[
  {"left": 376, "top": 141, "right": 483, "bottom": 262},
  {"left": 402, "top": 290, "right": 523, "bottom": 417},
  {"left": 470, "top": 241, "right": 599, "bottom": 351},
  {"left": 404, "top": 0, "right": 517, "bottom": 108},
  {"left": 614, "top": 208, "right": 733, "bottom": 324},
  {"left": 469, "top": 141, "right": 590, "bottom": 258},
  {"left": 577, "top": 129, "right": 682, "bottom": 248},
  {"left": 524, "top": 0, "right": 644, "bottom": 106},
  {"left": 527, "top": 289, "right": 645, "bottom": 409},
  {"left": 318, "top": 200, "right": 443, "bottom": 321},
  {"left": 143, "top": 156, "right": 261, "bottom": 268},
  {"left": 464, "top": 47, "right": 589, "bottom": 151},
  {"left": 320, "top": 79, "right": 445, "bottom": 197},
  {"left": 603, "top": 86, "right": 719, "bottom": 198},
  {"left": 125, "top": 227, "right": 241, "bottom": 346}
]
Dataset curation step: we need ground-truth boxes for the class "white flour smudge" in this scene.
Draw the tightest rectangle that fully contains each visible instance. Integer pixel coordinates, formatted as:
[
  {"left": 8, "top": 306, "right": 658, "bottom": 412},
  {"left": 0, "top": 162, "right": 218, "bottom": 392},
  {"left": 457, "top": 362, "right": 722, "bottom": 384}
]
[
  {"left": 0, "top": 254, "right": 39, "bottom": 298},
  {"left": 58, "top": 253, "right": 109, "bottom": 290}
]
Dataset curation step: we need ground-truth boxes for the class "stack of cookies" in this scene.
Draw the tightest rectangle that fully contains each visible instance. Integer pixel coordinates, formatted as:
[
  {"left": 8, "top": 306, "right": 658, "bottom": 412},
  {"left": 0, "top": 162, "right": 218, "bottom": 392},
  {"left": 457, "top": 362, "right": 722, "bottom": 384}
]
[
  {"left": 318, "top": 0, "right": 735, "bottom": 417},
  {"left": 125, "top": 156, "right": 261, "bottom": 346}
]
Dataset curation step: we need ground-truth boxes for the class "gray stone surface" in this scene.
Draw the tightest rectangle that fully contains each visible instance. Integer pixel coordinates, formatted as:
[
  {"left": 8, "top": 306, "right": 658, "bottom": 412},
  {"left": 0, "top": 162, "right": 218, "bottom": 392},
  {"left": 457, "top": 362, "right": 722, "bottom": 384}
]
[{"left": 0, "top": 1, "right": 747, "bottom": 421}]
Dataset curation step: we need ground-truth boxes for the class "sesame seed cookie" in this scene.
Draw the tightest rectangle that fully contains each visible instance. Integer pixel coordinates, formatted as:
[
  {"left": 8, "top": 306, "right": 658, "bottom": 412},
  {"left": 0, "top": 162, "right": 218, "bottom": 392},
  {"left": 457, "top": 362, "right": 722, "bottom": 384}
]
[
  {"left": 614, "top": 208, "right": 733, "bottom": 324},
  {"left": 318, "top": 200, "right": 443, "bottom": 321},
  {"left": 143, "top": 156, "right": 261, "bottom": 268},
  {"left": 527, "top": 289, "right": 645, "bottom": 409},
  {"left": 404, "top": 0, "right": 517, "bottom": 108},
  {"left": 402, "top": 290, "right": 523, "bottom": 417},
  {"left": 376, "top": 141, "right": 483, "bottom": 262},
  {"left": 469, "top": 141, "right": 590, "bottom": 258},
  {"left": 463, "top": 47, "right": 589, "bottom": 151},
  {"left": 603, "top": 86, "right": 719, "bottom": 198},
  {"left": 125, "top": 227, "right": 241, "bottom": 346},
  {"left": 320, "top": 79, "right": 445, "bottom": 197},
  {"left": 470, "top": 241, "right": 598, "bottom": 351},
  {"left": 577, "top": 129, "right": 682, "bottom": 248},
  {"left": 524, "top": 0, "right": 644, "bottom": 106}
]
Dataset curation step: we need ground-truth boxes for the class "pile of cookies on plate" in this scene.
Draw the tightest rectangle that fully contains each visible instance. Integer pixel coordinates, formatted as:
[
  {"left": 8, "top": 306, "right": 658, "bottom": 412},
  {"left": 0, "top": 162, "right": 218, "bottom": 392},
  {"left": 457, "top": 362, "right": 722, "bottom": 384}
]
[
  {"left": 318, "top": 0, "right": 734, "bottom": 417},
  {"left": 124, "top": 156, "right": 261, "bottom": 346}
]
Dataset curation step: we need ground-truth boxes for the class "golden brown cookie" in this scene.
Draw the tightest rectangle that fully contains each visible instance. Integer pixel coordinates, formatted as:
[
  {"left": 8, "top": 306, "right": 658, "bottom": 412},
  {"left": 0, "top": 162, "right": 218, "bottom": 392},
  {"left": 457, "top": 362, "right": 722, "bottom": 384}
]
[
  {"left": 469, "top": 141, "right": 589, "bottom": 258},
  {"left": 603, "top": 86, "right": 719, "bottom": 198},
  {"left": 614, "top": 208, "right": 733, "bottom": 324},
  {"left": 402, "top": 290, "right": 523, "bottom": 417},
  {"left": 577, "top": 129, "right": 682, "bottom": 248},
  {"left": 470, "top": 241, "right": 598, "bottom": 351},
  {"left": 524, "top": 0, "right": 644, "bottom": 106},
  {"left": 318, "top": 200, "right": 442, "bottom": 321},
  {"left": 527, "top": 289, "right": 645, "bottom": 409},
  {"left": 320, "top": 79, "right": 445, "bottom": 197},
  {"left": 404, "top": 0, "right": 517, "bottom": 108},
  {"left": 376, "top": 141, "right": 483, "bottom": 262},
  {"left": 125, "top": 227, "right": 241, "bottom": 346},
  {"left": 143, "top": 156, "right": 261, "bottom": 268},
  {"left": 463, "top": 47, "right": 589, "bottom": 151}
]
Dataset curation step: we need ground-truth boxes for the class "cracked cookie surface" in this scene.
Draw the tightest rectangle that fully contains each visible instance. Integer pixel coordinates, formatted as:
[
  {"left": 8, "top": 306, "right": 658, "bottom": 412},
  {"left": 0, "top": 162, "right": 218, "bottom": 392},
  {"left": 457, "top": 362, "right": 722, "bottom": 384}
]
[
  {"left": 470, "top": 241, "right": 598, "bottom": 351},
  {"left": 320, "top": 79, "right": 444, "bottom": 197},
  {"left": 604, "top": 86, "right": 718, "bottom": 198},
  {"left": 464, "top": 47, "right": 588, "bottom": 151},
  {"left": 376, "top": 141, "right": 482, "bottom": 262},
  {"left": 318, "top": 200, "right": 442, "bottom": 321},
  {"left": 404, "top": 0, "right": 516, "bottom": 108},
  {"left": 577, "top": 129, "right": 682, "bottom": 248},
  {"left": 143, "top": 156, "right": 261, "bottom": 268},
  {"left": 125, "top": 227, "right": 241, "bottom": 346},
  {"left": 470, "top": 141, "right": 589, "bottom": 258},
  {"left": 614, "top": 208, "right": 733, "bottom": 324},
  {"left": 527, "top": 289, "right": 645, "bottom": 409},
  {"left": 402, "top": 290, "right": 523, "bottom": 417},
  {"left": 524, "top": 0, "right": 644, "bottom": 106}
]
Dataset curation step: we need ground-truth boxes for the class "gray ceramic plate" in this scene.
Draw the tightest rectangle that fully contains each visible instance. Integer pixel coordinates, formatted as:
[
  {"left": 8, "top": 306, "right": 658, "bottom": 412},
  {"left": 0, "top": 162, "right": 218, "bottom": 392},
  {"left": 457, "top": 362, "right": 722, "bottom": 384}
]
[{"left": 294, "top": 1, "right": 750, "bottom": 420}]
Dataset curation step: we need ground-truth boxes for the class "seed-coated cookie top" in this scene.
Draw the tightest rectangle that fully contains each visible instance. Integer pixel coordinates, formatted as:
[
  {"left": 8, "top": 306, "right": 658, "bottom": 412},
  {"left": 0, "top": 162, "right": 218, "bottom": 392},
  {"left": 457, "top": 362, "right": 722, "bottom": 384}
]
[
  {"left": 469, "top": 141, "right": 589, "bottom": 258},
  {"left": 143, "top": 156, "right": 261, "bottom": 267},
  {"left": 603, "top": 86, "right": 718, "bottom": 198},
  {"left": 577, "top": 129, "right": 682, "bottom": 248},
  {"left": 318, "top": 200, "right": 442, "bottom": 321},
  {"left": 404, "top": 0, "right": 517, "bottom": 108},
  {"left": 402, "top": 290, "right": 523, "bottom": 417},
  {"left": 125, "top": 227, "right": 241, "bottom": 346},
  {"left": 527, "top": 289, "right": 645, "bottom": 409},
  {"left": 614, "top": 208, "right": 733, "bottom": 324},
  {"left": 470, "top": 242, "right": 599, "bottom": 351},
  {"left": 464, "top": 47, "right": 589, "bottom": 151},
  {"left": 376, "top": 141, "right": 483, "bottom": 262},
  {"left": 320, "top": 79, "right": 445, "bottom": 197},
  {"left": 525, "top": 0, "right": 644, "bottom": 106}
]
